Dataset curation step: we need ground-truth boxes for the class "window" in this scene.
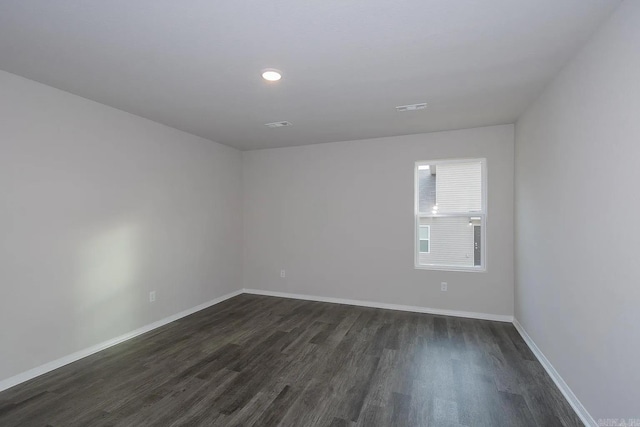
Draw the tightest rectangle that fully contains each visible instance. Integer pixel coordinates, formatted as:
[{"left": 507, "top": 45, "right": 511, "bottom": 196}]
[
  {"left": 414, "top": 158, "right": 486, "bottom": 271},
  {"left": 419, "top": 225, "right": 430, "bottom": 253}
]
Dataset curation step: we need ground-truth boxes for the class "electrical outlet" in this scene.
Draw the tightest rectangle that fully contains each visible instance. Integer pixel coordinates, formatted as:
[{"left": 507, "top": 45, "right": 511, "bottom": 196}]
[
  {"left": 441, "top": 282, "right": 448, "bottom": 292},
  {"left": 280, "top": 269, "right": 286, "bottom": 278},
  {"left": 149, "top": 291, "right": 156, "bottom": 302}
]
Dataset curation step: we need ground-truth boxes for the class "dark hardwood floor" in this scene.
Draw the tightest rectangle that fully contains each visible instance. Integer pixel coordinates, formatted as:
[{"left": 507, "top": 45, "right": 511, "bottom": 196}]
[{"left": 0, "top": 294, "right": 582, "bottom": 426}]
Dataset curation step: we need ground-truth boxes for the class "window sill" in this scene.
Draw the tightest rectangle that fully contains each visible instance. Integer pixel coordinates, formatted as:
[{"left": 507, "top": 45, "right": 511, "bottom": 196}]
[{"left": 414, "top": 264, "right": 486, "bottom": 273}]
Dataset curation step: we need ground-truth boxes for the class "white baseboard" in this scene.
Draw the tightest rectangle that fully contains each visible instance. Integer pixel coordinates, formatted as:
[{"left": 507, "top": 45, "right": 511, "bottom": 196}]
[
  {"left": 242, "top": 288, "right": 514, "bottom": 322},
  {"left": 512, "top": 318, "right": 596, "bottom": 427},
  {"left": 0, "top": 289, "right": 243, "bottom": 393}
]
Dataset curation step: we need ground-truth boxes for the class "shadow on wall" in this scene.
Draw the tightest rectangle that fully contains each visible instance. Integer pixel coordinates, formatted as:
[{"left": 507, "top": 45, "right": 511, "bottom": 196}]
[{"left": 74, "top": 222, "right": 140, "bottom": 348}]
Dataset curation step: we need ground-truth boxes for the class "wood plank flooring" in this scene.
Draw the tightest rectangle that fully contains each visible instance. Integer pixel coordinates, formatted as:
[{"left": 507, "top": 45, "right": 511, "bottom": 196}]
[{"left": 0, "top": 294, "right": 583, "bottom": 426}]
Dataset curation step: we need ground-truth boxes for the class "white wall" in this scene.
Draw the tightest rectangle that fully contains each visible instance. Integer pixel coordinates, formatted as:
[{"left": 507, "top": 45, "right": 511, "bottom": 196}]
[
  {"left": 515, "top": 0, "right": 639, "bottom": 420},
  {"left": 243, "top": 125, "right": 514, "bottom": 317},
  {"left": 0, "top": 71, "right": 243, "bottom": 382}
]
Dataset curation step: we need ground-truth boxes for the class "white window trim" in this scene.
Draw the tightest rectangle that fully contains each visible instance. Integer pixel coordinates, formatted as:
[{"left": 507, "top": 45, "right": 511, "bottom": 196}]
[
  {"left": 418, "top": 224, "right": 430, "bottom": 254},
  {"left": 414, "top": 157, "right": 488, "bottom": 273}
]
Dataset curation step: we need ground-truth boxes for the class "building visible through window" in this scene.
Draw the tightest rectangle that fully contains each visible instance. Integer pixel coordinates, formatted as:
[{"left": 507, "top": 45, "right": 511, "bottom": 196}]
[
  {"left": 415, "top": 159, "right": 486, "bottom": 271},
  {"left": 419, "top": 225, "right": 430, "bottom": 253}
]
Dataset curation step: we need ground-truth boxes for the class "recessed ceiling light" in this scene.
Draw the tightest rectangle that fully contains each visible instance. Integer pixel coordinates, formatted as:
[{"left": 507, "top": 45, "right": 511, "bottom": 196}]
[
  {"left": 262, "top": 69, "right": 282, "bottom": 82},
  {"left": 396, "top": 103, "right": 427, "bottom": 112}
]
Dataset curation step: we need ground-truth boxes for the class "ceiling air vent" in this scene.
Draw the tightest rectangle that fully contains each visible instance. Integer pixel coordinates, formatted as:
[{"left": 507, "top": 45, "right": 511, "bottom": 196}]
[
  {"left": 264, "top": 121, "right": 292, "bottom": 128},
  {"left": 396, "top": 103, "right": 427, "bottom": 112}
]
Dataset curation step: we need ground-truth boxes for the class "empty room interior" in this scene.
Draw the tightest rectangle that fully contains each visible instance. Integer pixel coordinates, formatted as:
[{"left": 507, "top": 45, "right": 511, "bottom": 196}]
[{"left": 1, "top": 1, "right": 638, "bottom": 426}]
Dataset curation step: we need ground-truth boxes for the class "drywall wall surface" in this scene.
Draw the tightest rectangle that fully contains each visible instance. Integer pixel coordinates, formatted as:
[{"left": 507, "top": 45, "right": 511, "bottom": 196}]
[
  {"left": 515, "top": 0, "right": 639, "bottom": 419},
  {"left": 243, "top": 125, "right": 514, "bottom": 317},
  {"left": 0, "top": 71, "right": 243, "bottom": 381}
]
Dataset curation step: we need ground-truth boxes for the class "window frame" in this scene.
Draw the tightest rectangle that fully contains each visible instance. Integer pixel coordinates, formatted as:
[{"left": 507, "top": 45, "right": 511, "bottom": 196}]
[{"left": 414, "top": 157, "right": 488, "bottom": 272}]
